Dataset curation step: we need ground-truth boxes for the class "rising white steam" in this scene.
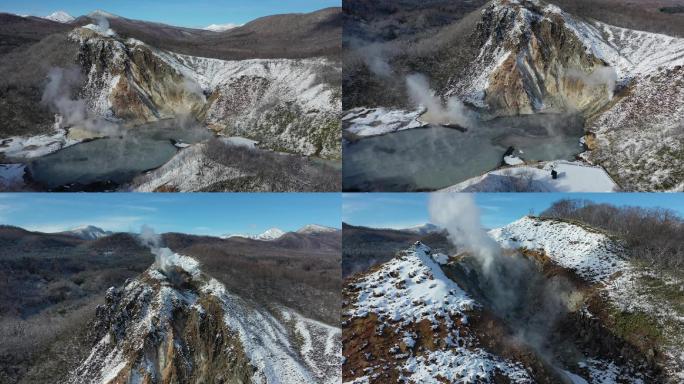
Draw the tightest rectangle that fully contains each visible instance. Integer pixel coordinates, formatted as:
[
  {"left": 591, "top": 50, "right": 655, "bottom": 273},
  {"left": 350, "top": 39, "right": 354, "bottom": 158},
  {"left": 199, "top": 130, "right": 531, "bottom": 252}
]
[
  {"left": 41, "top": 66, "right": 119, "bottom": 135},
  {"left": 405, "top": 73, "right": 475, "bottom": 128},
  {"left": 567, "top": 66, "right": 617, "bottom": 100}
]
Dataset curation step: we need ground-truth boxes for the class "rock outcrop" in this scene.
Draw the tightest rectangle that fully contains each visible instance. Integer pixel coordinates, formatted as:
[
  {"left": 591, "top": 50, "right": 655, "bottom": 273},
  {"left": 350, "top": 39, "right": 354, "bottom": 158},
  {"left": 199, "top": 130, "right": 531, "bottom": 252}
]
[
  {"left": 447, "top": 0, "right": 616, "bottom": 117},
  {"left": 70, "top": 250, "right": 341, "bottom": 384}
]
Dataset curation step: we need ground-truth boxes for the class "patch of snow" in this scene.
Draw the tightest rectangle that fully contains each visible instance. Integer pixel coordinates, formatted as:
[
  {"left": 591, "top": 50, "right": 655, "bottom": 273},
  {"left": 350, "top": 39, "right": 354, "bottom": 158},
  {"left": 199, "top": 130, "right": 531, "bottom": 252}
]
[
  {"left": 443, "top": 161, "right": 619, "bottom": 192},
  {"left": 403, "top": 349, "right": 533, "bottom": 383},
  {"left": 562, "top": 369, "right": 589, "bottom": 384},
  {"left": 342, "top": 108, "right": 427, "bottom": 138},
  {"left": 221, "top": 136, "right": 258, "bottom": 148},
  {"left": 503, "top": 155, "right": 525, "bottom": 165},
  {"left": 0, "top": 119, "right": 80, "bottom": 160}
]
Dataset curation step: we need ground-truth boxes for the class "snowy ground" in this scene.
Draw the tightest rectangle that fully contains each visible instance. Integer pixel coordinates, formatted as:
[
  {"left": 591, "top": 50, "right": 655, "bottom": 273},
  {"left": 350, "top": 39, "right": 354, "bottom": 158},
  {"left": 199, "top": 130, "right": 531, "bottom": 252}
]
[
  {"left": 129, "top": 143, "right": 245, "bottom": 192},
  {"left": 342, "top": 108, "right": 427, "bottom": 138},
  {"left": 0, "top": 124, "right": 79, "bottom": 160},
  {"left": 345, "top": 242, "right": 535, "bottom": 384},
  {"left": 443, "top": 161, "right": 619, "bottom": 192},
  {"left": 348, "top": 242, "right": 475, "bottom": 326}
]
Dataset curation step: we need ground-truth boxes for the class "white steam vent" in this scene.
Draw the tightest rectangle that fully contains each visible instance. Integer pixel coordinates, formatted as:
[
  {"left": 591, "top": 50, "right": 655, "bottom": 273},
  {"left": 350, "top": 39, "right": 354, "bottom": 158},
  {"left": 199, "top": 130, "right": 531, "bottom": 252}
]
[{"left": 139, "top": 225, "right": 200, "bottom": 277}]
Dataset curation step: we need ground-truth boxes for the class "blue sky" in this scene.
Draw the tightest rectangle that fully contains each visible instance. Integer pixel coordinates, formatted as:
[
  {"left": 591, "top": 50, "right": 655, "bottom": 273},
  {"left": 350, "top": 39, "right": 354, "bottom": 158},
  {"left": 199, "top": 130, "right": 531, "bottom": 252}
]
[
  {"left": 343, "top": 193, "right": 684, "bottom": 230},
  {"left": 0, "top": 193, "right": 340, "bottom": 236},
  {"left": 0, "top": 0, "right": 339, "bottom": 28}
]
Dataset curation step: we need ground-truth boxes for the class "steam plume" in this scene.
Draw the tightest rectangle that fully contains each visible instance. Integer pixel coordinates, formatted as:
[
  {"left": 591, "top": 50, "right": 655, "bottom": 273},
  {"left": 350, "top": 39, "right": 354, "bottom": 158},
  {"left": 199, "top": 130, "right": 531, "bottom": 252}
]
[
  {"left": 138, "top": 225, "right": 175, "bottom": 274},
  {"left": 405, "top": 73, "right": 475, "bottom": 128},
  {"left": 567, "top": 66, "right": 617, "bottom": 100},
  {"left": 428, "top": 193, "right": 578, "bottom": 359},
  {"left": 41, "top": 66, "right": 119, "bottom": 135}
]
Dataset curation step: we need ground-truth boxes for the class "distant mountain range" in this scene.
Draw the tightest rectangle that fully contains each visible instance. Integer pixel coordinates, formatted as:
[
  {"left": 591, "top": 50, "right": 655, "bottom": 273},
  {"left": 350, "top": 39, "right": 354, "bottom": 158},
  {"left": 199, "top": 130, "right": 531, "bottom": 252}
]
[{"left": 224, "top": 224, "right": 340, "bottom": 240}]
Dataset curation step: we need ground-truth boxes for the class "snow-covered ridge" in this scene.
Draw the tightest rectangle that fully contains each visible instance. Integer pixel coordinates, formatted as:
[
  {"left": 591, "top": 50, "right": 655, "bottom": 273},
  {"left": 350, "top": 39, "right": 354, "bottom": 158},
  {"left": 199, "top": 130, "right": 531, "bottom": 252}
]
[
  {"left": 348, "top": 242, "right": 475, "bottom": 326},
  {"left": 224, "top": 227, "right": 286, "bottom": 241},
  {"left": 489, "top": 216, "right": 628, "bottom": 282},
  {"left": 224, "top": 224, "right": 338, "bottom": 240},
  {"left": 297, "top": 224, "right": 339, "bottom": 234},
  {"left": 203, "top": 23, "right": 241, "bottom": 32},
  {"left": 72, "top": 252, "right": 341, "bottom": 384}
]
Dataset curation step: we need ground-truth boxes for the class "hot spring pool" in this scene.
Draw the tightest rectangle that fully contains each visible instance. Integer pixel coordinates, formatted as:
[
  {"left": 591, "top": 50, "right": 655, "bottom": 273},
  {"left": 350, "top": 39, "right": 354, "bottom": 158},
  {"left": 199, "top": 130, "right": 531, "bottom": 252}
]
[
  {"left": 28, "top": 122, "right": 213, "bottom": 189},
  {"left": 343, "top": 113, "right": 585, "bottom": 191}
]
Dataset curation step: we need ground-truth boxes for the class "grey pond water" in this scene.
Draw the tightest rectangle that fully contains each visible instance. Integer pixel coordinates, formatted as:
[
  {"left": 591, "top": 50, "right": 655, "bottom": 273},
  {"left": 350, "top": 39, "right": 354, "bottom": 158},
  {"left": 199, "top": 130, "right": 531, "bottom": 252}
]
[
  {"left": 28, "top": 121, "right": 213, "bottom": 189},
  {"left": 343, "top": 113, "right": 585, "bottom": 191}
]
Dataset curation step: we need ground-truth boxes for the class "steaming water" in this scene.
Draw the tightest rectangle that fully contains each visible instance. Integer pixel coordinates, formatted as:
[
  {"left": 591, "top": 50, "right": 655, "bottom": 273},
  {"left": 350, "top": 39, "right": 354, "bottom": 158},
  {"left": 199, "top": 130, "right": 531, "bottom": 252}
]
[
  {"left": 343, "top": 113, "right": 584, "bottom": 191},
  {"left": 28, "top": 121, "right": 212, "bottom": 189}
]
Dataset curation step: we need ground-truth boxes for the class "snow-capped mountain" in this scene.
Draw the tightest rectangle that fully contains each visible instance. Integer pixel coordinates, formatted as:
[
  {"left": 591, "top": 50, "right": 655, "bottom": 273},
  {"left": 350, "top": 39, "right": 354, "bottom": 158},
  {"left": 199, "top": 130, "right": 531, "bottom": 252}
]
[
  {"left": 59, "top": 225, "right": 112, "bottom": 240},
  {"left": 203, "top": 23, "right": 241, "bottom": 32},
  {"left": 399, "top": 223, "right": 442, "bottom": 235},
  {"left": 44, "top": 11, "right": 75, "bottom": 23},
  {"left": 224, "top": 227, "right": 286, "bottom": 241},
  {"left": 71, "top": 250, "right": 340, "bottom": 383},
  {"left": 297, "top": 224, "right": 339, "bottom": 234}
]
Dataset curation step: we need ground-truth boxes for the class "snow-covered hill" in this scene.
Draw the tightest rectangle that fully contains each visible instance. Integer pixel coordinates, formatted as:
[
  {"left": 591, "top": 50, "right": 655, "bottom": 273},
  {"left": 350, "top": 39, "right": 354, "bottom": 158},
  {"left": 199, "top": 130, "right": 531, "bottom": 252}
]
[
  {"left": 490, "top": 216, "right": 684, "bottom": 381},
  {"left": 44, "top": 11, "right": 75, "bottom": 23},
  {"left": 70, "top": 249, "right": 341, "bottom": 383},
  {"left": 343, "top": 242, "right": 544, "bottom": 383},
  {"left": 59, "top": 225, "right": 112, "bottom": 240},
  {"left": 67, "top": 25, "right": 341, "bottom": 158},
  {"left": 297, "top": 224, "right": 339, "bottom": 234}
]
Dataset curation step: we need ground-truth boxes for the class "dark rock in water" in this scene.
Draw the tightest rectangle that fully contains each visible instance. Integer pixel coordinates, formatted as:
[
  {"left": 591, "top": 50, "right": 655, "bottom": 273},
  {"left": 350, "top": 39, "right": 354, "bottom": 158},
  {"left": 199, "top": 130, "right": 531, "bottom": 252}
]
[
  {"left": 501, "top": 146, "right": 516, "bottom": 166},
  {"left": 552, "top": 169, "right": 558, "bottom": 179}
]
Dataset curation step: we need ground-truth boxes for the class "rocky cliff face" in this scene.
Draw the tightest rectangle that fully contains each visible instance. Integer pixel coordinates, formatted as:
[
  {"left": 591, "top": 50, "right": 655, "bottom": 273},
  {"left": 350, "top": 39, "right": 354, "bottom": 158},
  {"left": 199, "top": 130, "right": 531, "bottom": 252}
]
[
  {"left": 69, "top": 250, "right": 341, "bottom": 384},
  {"left": 68, "top": 25, "right": 341, "bottom": 159},
  {"left": 446, "top": 0, "right": 615, "bottom": 117}
]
